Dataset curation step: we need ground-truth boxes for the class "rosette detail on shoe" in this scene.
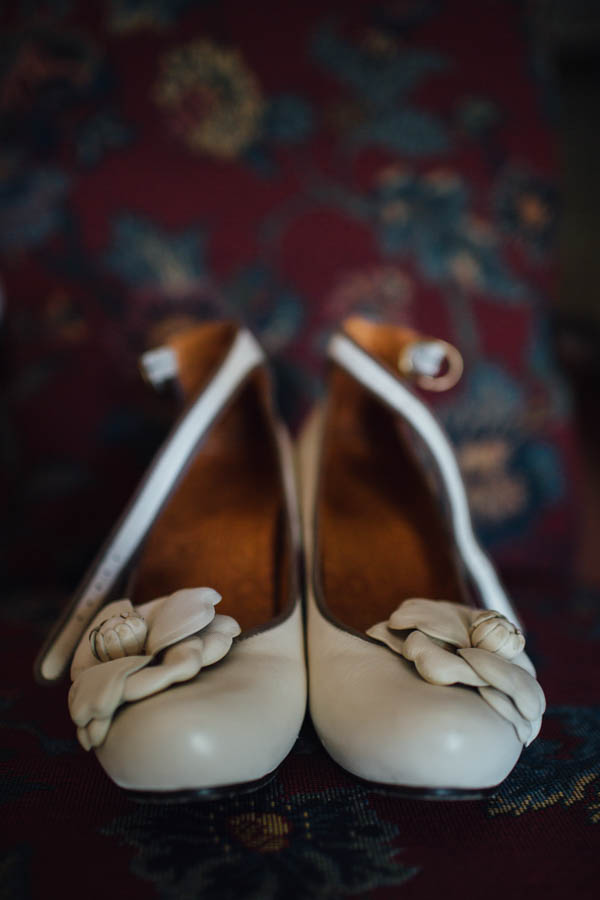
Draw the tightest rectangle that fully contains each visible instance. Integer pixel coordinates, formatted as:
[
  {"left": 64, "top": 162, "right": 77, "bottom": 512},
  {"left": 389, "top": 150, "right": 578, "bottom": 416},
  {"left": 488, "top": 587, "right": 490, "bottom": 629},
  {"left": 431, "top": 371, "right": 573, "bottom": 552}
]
[
  {"left": 69, "top": 588, "right": 240, "bottom": 751},
  {"left": 89, "top": 611, "right": 148, "bottom": 661},
  {"left": 367, "top": 599, "right": 545, "bottom": 746}
]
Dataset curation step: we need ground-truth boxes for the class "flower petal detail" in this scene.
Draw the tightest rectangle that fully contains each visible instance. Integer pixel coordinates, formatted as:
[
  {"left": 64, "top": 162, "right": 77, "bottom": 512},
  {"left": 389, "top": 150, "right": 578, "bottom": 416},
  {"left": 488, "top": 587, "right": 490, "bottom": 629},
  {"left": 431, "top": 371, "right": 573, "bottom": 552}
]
[
  {"left": 388, "top": 599, "right": 472, "bottom": 648},
  {"left": 146, "top": 587, "right": 221, "bottom": 655},
  {"left": 122, "top": 637, "right": 205, "bottom": 703},
  {"left": 469, "top": 610, "right": 525, "bottom": 660},
  {"left": 90, "top": 612, "right": 148, "bottom": 661},
  {"left": 366, "top": 597, "right": 545, "bottom": 747},
  {"left": 68, "top": 654, "right": 151, "bottom": 748},
  {"left": 366, "top": 621, "right": 408, "bottom": 655},
  {"left": 478, "top": 685, "right": 533, "bottom": 745},
  {"left": 402, "top": 631, "right": 487, "bottom": 687},
  {"left": 510, "top": 650, "right": 536, "bottom": 678},
  {"left": 69, "top": 587, "right": 240, "bottom": 751},
  {"left": 86, "top": 716, "right": 114, "bottom": 750},
  {"left": 525, "top": 715, "right": 543, "bottom": 747},
  {"left": 71, "top": 599, "right": 136, "bottom": 679},
  {"left": 76, "top": 725, "right": 93, "bottom": 752},
  {"left": 210, "top": 614, "right": 242, "bottom": 638},
  {"left": 459, "top": 647, "right": 546, "bottom": 721},
  {"left": 200, "top": 615, "right": 242, "bottom": 666}
]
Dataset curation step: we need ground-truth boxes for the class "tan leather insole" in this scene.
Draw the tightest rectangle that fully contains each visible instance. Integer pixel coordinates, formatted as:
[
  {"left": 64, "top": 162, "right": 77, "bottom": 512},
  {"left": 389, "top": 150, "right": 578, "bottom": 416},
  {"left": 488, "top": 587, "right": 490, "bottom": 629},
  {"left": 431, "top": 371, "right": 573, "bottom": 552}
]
[
  {"left": 318, "top": 370, "right": 465, "bottom": 633},
  {"left": 130, "top": 380, "right": 287, "bottom": 631}
]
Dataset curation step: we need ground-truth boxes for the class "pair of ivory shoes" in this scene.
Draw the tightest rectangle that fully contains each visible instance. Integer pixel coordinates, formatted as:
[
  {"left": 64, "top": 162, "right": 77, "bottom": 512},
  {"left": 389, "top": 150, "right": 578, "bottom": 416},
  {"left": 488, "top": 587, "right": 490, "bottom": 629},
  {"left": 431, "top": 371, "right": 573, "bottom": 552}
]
[{"left": 36, "top": 319, "right": 545, "bottom": 798}]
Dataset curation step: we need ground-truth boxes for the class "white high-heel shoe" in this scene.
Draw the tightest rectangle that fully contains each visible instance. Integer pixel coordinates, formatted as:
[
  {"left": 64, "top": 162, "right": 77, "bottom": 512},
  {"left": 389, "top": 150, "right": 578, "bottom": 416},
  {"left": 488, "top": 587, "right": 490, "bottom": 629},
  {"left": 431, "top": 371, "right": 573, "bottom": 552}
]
[
  {"left": 298, "top": 317, "right": 545, "bottom": 797},
  {"left": 36, "top": 322, "right": 306, "bottom": 797}
]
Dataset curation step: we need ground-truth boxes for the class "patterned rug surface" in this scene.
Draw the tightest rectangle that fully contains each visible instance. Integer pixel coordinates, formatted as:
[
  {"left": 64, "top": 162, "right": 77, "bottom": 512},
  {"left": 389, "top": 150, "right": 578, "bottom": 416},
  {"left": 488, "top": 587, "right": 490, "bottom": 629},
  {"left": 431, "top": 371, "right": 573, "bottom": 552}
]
[{"left": 1, "top": 1, "right": 598, "bottom": 897}]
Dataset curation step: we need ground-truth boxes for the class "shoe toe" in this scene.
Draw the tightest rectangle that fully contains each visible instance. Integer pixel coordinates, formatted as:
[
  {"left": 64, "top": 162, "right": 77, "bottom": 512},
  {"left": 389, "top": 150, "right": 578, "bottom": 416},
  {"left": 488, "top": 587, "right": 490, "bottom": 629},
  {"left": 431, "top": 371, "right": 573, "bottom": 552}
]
[
  {"left": 310, "top": 628, "right": 523, "bottom": 791},
  {"left": 96, "top": 626, "right": 306, "bottom": 792}
]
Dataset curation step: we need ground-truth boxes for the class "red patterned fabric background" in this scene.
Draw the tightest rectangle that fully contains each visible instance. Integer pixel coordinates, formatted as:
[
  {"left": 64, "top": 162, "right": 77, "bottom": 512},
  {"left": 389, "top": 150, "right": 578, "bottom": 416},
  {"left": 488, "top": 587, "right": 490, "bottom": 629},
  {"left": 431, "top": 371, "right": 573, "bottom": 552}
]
[{"left": 0, "top": 1, "right": 597, "bottom": 897}]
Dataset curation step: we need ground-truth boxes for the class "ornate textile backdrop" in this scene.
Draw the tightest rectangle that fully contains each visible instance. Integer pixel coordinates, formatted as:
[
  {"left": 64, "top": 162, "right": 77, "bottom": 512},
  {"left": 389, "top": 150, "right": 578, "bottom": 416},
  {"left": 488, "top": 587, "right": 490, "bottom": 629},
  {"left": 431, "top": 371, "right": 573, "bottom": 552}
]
[{"left": 0, "top": 1, "right": 597, "bottom": 897}]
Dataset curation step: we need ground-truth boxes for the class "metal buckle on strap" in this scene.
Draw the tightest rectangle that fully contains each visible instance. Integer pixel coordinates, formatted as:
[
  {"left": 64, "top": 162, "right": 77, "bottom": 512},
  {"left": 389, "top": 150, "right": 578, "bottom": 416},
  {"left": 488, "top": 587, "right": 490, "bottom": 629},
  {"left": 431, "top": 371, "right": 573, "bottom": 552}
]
[{"left": 398, "top": 338, "right": 463, "bottom": 392}]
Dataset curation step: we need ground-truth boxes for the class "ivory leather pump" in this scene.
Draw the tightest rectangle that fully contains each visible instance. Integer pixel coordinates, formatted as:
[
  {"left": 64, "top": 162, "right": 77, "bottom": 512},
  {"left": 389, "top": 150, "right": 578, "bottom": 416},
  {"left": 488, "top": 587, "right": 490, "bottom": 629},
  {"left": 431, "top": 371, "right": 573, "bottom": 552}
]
[
  {"left": 298, "top": 317, "right": 545, "bottom": 797},
  {"left": 36, "top": 322, "right": 306, "bottom": 797}
]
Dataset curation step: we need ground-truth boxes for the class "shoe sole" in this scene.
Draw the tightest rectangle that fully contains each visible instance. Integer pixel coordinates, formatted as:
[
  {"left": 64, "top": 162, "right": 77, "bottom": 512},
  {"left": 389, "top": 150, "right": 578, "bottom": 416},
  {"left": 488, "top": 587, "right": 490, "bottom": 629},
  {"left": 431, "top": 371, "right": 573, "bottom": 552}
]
[
  {"left": 351, "top": 769, "right": 497, "bottom": 801},
  {"left": 369, "top": 783, "right": 496, "bottom": 801},
  {"left": 128, "top": 765, "right": 495, "bottom": 805},
  {"left": 127, "top": 767, "right": 279, "bottom": 804}
]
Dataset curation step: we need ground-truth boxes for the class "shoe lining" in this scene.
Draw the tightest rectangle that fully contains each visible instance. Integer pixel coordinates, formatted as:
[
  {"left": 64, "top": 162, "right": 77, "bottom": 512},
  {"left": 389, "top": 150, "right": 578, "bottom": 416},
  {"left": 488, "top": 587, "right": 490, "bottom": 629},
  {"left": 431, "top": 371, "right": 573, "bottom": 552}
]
[
  {"left": 129, "top": 327, "right": 288, "bottom": 632},
  {"left": 317, "top": 368, "right": 466, "bottom": 633}
]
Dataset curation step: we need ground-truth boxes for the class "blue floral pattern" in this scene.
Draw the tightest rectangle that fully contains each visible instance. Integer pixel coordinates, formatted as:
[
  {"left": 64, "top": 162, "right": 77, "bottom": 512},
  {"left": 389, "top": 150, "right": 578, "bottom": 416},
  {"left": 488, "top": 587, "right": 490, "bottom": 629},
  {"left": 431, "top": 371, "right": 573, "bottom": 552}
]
[
  {"left": 104, "top": 784, "right": 418, "bottom": 899},
  {"left": 108, "top": 0, "right": 195, "bottom": 32},
  {"left": 0, "top": 164, "right": 69, "bottom": 252},
  {"left": 441, "top": 362, "right": 565, "bottom": 544},
  {"left": 494, "top": 167, "right": 559, "bottom": 257},
  {"left": 372, "top": 167, "right": 527, "bottom": 299},
  {"left": 226, "top": 263, "right": 304, "bottom": 353},
  {"left": 312, "top": 22, "right": 448, "bottom": 155},
  {"left": 489, "top": 707, "right": 600, "bottom": 823},
  {"left": 104, "top": 214, "right": 206, "bottom": 290},
  {"left": 76, "top": 111, "right": 133, "bottom": 167},
  {"left": 0, "top": 26, "right": 108, "bottom": 152},
  {"left": 263, "top": 94, "right": 315, "bottom": 145}
]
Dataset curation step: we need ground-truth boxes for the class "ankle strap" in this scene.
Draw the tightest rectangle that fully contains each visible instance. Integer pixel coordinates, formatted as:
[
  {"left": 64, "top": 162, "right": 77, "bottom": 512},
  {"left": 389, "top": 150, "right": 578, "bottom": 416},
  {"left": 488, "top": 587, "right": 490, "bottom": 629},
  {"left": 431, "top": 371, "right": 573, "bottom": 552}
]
[
  {"left": 36, "top": 328, "right": 265, "bottom": 683},
  {"left": 327, "top": 322, "right": 520, "bottom": 628}
]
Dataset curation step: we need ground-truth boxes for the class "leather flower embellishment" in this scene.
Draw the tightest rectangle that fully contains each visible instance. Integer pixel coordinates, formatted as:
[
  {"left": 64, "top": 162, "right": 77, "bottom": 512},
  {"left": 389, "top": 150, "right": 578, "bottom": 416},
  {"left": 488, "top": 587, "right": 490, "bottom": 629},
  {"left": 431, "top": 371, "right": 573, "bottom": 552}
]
[
  {"left": 89, "top": 611, "right": 148, "bottom": 661},
  {"left": 469, "top": 609, "right": 525, "bottom": 658},
  {"left": 367, "top": 599, "right": 545, "bottom": 746},
  {"left": 69, "top": 588, "right": 240, "bottom": 751}
]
